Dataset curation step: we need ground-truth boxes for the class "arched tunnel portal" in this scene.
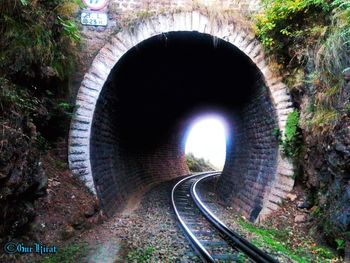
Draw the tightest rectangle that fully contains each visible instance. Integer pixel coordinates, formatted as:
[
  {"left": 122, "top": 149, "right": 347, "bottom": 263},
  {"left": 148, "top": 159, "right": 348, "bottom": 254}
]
[{"left": 69, "top": 12, "right": 295, "bottom": 221}]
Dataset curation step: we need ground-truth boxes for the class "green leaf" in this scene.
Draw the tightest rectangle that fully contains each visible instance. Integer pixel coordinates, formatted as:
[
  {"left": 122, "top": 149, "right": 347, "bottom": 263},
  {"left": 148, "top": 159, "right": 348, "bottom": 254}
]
[
  {"left": 335, "top": 239, "right": 345, "bottom": 250},
  {"left": 20, "top": 0, "right": 28, "bottom": 6}
]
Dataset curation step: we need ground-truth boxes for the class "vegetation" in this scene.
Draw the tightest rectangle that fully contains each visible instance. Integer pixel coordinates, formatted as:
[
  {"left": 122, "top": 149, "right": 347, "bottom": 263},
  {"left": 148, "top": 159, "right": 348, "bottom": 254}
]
[
  {"left": 335, "top": 238, "right": 346, "bottom": 251},
  {"left": 255, "top": 0, "right": 331, "bottom": 62},
  {"left": 238, "top": 218, "right": 337, "bottom": 262},
  {"left": 186, "top": 153, "right": 218, "bottom": 172},
  {"left": 0, "top": 0, "right": 80, "bottom": 144},
  {"left": 273, "top": 110, "right": 302, "bottom": 158},
  {"left": 256, "top": 0, "right": 349, "bottom": 254},
  {"left": 125, "top": 246, "right": 155, "bottom": 263},
  {"left": 237, "top": 252, "right": 248, "bottom": 263},
  {"left": 40, "top": 242, "right": 89, "bottom": 263},
  {"left": 0, "top": 0, "right": 80, "bottom": 79},
  {"left": 0, "top": 0, "right": 81, "bottom": 245},
  {"left": 255, "top": 0, "right": 350, "bottom": 131}
]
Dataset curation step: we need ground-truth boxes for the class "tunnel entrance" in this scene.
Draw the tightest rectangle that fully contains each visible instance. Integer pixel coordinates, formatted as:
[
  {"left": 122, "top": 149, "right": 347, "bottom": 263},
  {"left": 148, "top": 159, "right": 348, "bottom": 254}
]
[
  {"left": 90, "top": 31, "right": 277, "bottom": 215},
  {"left": 69, "top": 12, "right": 295, "bottom": 221}
]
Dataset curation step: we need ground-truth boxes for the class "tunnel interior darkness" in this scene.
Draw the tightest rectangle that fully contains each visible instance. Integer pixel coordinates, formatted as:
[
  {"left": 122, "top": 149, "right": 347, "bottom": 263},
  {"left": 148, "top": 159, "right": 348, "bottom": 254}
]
[{"left": 90, "top": 31, "right": 279, "bottom": 219}]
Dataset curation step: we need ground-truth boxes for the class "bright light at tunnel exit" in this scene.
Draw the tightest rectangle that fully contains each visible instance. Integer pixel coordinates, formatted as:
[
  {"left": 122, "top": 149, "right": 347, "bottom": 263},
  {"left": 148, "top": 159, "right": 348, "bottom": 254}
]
[{"left": 185, "top": 115, "right": 228, "bottom": 170}]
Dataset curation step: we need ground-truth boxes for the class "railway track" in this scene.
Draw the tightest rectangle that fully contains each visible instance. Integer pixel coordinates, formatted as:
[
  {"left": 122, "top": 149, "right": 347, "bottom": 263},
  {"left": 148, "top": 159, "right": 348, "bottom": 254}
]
[{"left": 171, "top": 172, "right": 279, "bottom": 263}]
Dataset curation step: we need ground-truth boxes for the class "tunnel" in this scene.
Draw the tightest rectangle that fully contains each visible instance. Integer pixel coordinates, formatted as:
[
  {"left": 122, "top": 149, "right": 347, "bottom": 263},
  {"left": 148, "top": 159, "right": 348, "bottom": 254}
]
[
  {"left": 87, "top": 31, "right": 277, "bottom": 220},
  {"left": 69, "top": 12, "right": 295, "bottom": 221}
]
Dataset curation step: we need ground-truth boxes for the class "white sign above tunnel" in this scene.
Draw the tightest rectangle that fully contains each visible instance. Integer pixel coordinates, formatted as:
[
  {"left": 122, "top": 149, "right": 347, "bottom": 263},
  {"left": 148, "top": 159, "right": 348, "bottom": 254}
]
[
  {"left": 81, "top": 12, "right": 108, "bottom": 26},
  {"left": 82, "top": 0, "right": 108, "bottom": 10}
]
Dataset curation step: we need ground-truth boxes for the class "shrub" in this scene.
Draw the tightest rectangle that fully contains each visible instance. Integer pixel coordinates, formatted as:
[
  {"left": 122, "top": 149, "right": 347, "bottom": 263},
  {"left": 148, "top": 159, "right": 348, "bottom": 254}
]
[
  {"left": 273, "top": 110, "right": 303, "bottom": 158},
  {"left": 186, "top": 153, "right": 217, "bottom": 172},
  {"left": 255, "top": 0, "right": 331, "bottom": 64}
]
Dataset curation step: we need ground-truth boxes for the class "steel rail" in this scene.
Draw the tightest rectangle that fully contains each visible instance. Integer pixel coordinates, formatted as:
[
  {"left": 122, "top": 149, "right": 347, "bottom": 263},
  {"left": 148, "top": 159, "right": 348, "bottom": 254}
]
[
  {"left": 171, "top": 172, "right": 216, "bottom": 262},
  {"left": 191, "top": 172, "right": 279, "bottom": 263}
]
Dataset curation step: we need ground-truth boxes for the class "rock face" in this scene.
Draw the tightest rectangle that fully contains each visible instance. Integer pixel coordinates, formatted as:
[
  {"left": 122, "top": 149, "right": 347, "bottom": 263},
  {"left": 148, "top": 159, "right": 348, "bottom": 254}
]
[
  {"left": 325, "top": 118, "right": 350, "bottom": 234},
  {"left": 294, "top": 214, "right": 307, "bottom": 223},
  {"left": 300, "top": 70, "right": 350, "bottom": 241},
  {"left": 0, "top": 113, "right": 47, "bottom": 240}
]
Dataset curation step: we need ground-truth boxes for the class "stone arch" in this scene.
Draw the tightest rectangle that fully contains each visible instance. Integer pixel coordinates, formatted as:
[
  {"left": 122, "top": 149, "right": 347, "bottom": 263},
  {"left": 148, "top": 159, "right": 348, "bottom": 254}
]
[{"left": 69, "top": 11, "right": 294, "bottom": 220}]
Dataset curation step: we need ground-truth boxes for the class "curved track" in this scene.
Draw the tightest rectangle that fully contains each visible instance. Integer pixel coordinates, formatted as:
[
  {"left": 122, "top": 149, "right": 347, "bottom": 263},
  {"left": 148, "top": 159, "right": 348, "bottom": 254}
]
[{"left": 171, "top": 172, "right": 279, "bottom": 263}]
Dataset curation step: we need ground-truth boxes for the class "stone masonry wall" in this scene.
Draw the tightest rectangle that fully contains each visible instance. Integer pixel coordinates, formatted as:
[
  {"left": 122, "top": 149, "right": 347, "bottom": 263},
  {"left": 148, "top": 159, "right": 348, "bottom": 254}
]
[
  {"left": 220, "top": 81, "right": 279, "bottom": 221},
  {"left": 109, "top": 0, "right": 261, "bottom": 13},
  {"left": 89, "top": 76, "right": 189, "bottom": 215},
  {"left": 72, "top": 0, "right": 261, "bottom": 98}
]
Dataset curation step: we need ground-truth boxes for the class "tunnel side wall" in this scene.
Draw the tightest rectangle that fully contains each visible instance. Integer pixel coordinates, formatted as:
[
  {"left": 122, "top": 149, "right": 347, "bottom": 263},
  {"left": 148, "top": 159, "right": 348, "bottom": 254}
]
[
  {"left": 90, "top": 84, "right": 189, "bottom": 215},
  {"left": 220, "top": 83, "right": 279, "bottom": 221}
]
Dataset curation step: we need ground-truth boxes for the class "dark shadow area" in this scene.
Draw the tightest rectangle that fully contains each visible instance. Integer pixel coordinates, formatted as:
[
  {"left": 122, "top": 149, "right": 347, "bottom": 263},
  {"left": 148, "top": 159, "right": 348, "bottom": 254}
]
[{"left": 105, "top": 32, "right": 259, "bottom": 148}]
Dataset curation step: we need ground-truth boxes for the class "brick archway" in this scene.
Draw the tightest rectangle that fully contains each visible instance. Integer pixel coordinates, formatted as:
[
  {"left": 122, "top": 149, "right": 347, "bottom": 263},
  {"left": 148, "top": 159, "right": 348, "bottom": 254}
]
[{"left": 69, "top": 11, "right": 294, "bottom": 220}]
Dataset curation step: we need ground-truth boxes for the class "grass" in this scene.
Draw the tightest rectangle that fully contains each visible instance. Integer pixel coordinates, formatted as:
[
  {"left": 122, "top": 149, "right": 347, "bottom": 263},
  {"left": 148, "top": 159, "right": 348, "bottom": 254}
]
[
  {"left": 311, "top": 108, "right": 338, "bottom": 127},
  {"left": 315, "top": 1, "right": 350, "bottom": 79},
  {"left": 238, "top": 218, "right": 337, "bottom": 263},
  {"left": 125, "top": 246, "right": 155, "bottom": 263},
  {"left": 39, "top": 242, "right": 89, "bottom": 263},
  {"left": 237, "top": 252, "right": 248, "bottom": 262}
]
